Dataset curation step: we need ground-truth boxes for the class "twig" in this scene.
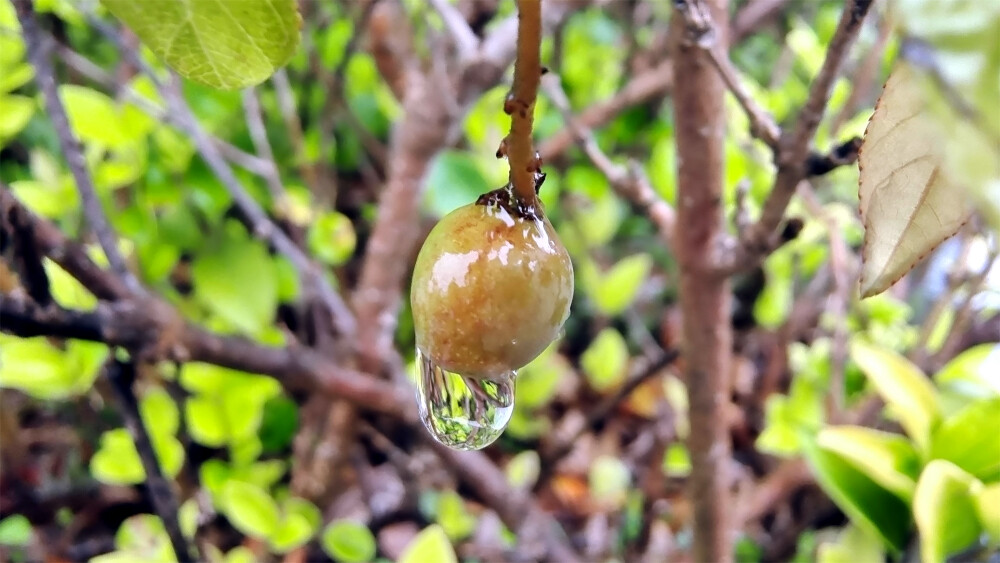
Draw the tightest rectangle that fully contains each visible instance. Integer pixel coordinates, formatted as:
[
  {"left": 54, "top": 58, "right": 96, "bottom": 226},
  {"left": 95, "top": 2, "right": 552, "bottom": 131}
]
[
  {"left": 731, "top": 0, "right": 791, "bottom": 44},
  {"left": 159, "top": 76, "right": 356, "bottom": 337},
  {"left": 722, "top": 0, "right": 874, "bottom": 273},
  {"left": 506, "top": 0, "right": 543, "bottom": 207},
  {"left": 13, "top": 0, "right": 141, "bottom": 295},
  {"left": 428, "top": 0, "right": 479, "bottom": 59},
  {"left": 241, "top": 87, "right": 288, "bottom": 207},
  {"left": 542, "top": 74, "right": 676, "bottom": 252},
  {"left": 0, "top": 196, "right": 51, "bottom": 306},
  {"left": 103, "top": 359, "right": 194, "bottom": 562}
]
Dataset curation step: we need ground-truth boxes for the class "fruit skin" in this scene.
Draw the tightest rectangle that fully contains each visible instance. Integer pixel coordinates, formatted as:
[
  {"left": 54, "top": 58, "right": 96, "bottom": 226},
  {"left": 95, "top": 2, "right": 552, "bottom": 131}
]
[{"left": 411, "top": 201, "right": 574, "bottom": 379}]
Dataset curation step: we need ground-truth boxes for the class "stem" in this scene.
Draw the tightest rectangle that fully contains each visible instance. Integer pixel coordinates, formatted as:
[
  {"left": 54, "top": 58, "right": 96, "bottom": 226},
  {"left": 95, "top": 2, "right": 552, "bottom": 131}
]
[
  {"left": 507, "top": 0, "right": 542, "bottom": 208},
  {"left": 671, "top": 0, "right": 733, "bottom": 561}
]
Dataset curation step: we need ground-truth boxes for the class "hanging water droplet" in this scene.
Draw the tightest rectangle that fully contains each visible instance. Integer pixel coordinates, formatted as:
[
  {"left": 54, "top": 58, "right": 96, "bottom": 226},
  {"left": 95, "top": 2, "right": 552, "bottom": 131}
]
[{"left": 415, "top": 348, "right": 515, "bottom": 451}]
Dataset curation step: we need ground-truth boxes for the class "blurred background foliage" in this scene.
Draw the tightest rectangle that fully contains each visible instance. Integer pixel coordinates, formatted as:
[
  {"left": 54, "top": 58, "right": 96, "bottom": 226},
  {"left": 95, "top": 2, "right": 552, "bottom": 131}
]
[{"left": 0, "top": 0, "right": 998, "bottom": 562}]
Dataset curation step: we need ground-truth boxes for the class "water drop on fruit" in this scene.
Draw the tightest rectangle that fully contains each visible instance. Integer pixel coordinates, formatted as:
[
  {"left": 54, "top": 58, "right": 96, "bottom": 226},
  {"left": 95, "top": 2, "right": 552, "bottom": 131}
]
[{"left": 415, "top": 348, "right": 515, "bottom": 450}]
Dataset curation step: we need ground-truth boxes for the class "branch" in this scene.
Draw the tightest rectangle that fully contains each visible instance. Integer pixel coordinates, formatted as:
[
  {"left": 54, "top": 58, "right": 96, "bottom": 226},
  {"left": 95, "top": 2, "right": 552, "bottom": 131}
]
[
  {"left": 506, "top": 0, "right": 543, "bottom": 207},
  {"left": 241, "top": 87, "right": 288, "bottom": 208},
  {"left": 670, "top": 0, "right": 733, "bottom": 560},
  {"left": 0, "top": 195, "right": 51, "bottom": 306},
  {"left": 13, "top": 0, "right": 141, "bottom": 296},
  {"left": 428, "top": 0, "right": 479, "bottom": 59},
  {"left": 103, "top": 359, "right": 194, "bottom": 562},
  {"left": 542, "top": 74, "right": 676, "bottom": 252},
  {"left": 722, "top": 0, "right": 873, "bottom": 272}
]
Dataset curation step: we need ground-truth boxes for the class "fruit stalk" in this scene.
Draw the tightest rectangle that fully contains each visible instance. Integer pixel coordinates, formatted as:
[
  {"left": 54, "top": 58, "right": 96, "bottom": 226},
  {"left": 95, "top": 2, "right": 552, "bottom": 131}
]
[{"left": 507, "top": 0, "right": 542, "bottom": 209}]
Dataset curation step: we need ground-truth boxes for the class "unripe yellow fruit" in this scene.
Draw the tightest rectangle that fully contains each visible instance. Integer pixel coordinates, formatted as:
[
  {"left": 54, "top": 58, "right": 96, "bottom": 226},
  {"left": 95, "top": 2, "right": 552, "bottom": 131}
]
[{"left": 411, "top": 200, "right": 574, "bottom": 378}]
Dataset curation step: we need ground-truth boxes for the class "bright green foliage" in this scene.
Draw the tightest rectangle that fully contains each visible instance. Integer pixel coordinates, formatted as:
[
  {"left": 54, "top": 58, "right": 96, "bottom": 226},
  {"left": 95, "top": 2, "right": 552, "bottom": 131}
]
[
  {"left": 322, "top": 520, "right": 378, "bottom": 563},
  {"left": 308, "top": 210, "right": 357, "bottom": 266},
  {"left": 817, "top": 426, "right": 920, "bottom": 501},
  {"left": 435, "top": 491, "right": 477, "bottom": 541},
  {"left": 589, "top": 455, "right": 631, "bottom": 508},
  {"left": 91, "top": 388, "right": 185, "bottom": 486},
  {"left": 423, "top": 150, "right": 490, "bottom": 217},
  {"left": 506, "top": 450, "right": 541, "bottom": 490},
  {"left": 977, "top": 484, "right": 1000, "bottom": 543},
  {"left": 0, "top": 336, "right": 107, "bottom": 400},
  {"left": 913, "top": 460, "right": 983, "bottom": 563},
  {"left": 221, "top": 480, "right": 280, "bottom": 539},
  {"left": 663, "top": 443, "right": 692, "bottom": 477},
  {"left": 816, "top": 524, "right": 885, "bottom": 563},
  {"left": 102, "top": 0, "right": 301, "bottom": 90},
  {"left": 91, "top": 515, "right": 176, "bottom": 563},
  {"left": 581, "top": 328, "right": 629, "bottom": 392},
  {"left": 0, "top": 515, "right": 32, "bottom": 547},
  {"left": 399, "top": 525, "right": 457, "bottom": 563},
  {"left": 591, "top": 253, "right": 652, "bottom": 316}
]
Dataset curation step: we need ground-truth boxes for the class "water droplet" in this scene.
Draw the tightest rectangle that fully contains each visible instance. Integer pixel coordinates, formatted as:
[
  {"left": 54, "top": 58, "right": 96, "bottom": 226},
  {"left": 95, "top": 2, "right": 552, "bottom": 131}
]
[{"left": 415, "top": 348, "right": 515, "bottom": 450}]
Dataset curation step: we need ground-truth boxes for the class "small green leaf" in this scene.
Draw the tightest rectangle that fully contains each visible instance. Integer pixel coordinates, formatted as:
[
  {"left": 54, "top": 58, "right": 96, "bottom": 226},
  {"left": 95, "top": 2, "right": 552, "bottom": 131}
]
[
  {"left": 102, "top": 0, "right": 301, "bottom": 90},
  {"left": 140, "top": 388, "right": 180, "bottom": 437},
  {"left": 580, "top": 328, "right": 629, "bottom": 392},
  {"left": 589, "top": 455, "right": 631, "bottom": 508},
  {"left": 663, "top": 443, "right": 692, "bottom": 477},
  {"left": 850, "top": 339, "right": 940, "bottom": 451},
  {"left": 269, "top": 511, "right": 314, "bottom": 553},
  {"left": 975, "top": 483, "right": 1000, "bottom": 543},
  {"left": 817, "top": 524, "right": 885, "bottom": 563},
  {"left": 930, "top": 398, "right": 1000, "bottom": 481},
  {"left": 802, "top": 436, "right": 911, "bottom": 553},
  {"left": 0, "top": 94, "right": 33, "bottom": 143},
  {"left": 112, "top": 514, "right": 176, "bottom": 562},
  {"left": 399, "top": 525, "right": 457, "bottom": 563},
  {"left": 221, "top": 481, "right": 280, "bottom": 539},
  {"left": 321, "top": 520, "right": 378, "bottom": 563},
  {"left": 913, "top": 460, "right": 983, "bottom": 563},
  {"left": 308, "top": 211, "right": 357, "bottom": 266},
  {"left": 935, "top": 343, "right": 1000, "bottom": 397},
  {"left": 90, "top": 429, "right": 145, "bottom": 485},
  {"left": 186, "top": 396, "right": 227, "bottom": 447},
  {"left": 225, "top": 546, "right": 256, "bottom": 563},
  {"left": 593, "top": 254, "right": 651, "bottom": 315},
  {"left": 191, "top": 235, "right": 279, "bottom": 337},
  {"left": 817, "top": 426, "right": 921, "bottom": 501},
  {"left": 0, "top": 62, "right": 33, "bottom": 94},
  {"left": 178, "top": 499, "right": 199, "bottom": 540},
  {"left": 422, "top": 150, "right": 489, "bottom": 217},
  {"left": 58, "top": 85, "right": 140, "bottom": 148},
  {"left": 0, "top": 515, "right": 32, "bottom": 547},
  {"left": 506, "top": 450, "right": 541, "bottom": 490},
  {"left": 435, "top": 491, "right": 476, "bottom": 541}
]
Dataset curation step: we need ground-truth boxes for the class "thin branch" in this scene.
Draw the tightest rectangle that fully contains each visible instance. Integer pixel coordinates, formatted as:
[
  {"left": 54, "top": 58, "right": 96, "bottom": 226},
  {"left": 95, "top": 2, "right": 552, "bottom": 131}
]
[
  {"left": 13, "top": 0, "right": 141, "bottom": 295},
  {"left": 103, "top": 359, "right": 194, "bottom": 562},
  {"left": 506, "top": 0, "right": 543, "bottom": 207},
  {"left": 1, "top": 196, "right": 51, "bottom": 306},
  {"left": 723, "top": 0, "right": 874, "bottom": 272},
  {"left": 241, "top": 87, "right": 288, "bottom": 207},
  {"left": 159, "top": 76, "right": 356, "bottom": 337},
  {"left": 428, "top": 0, "right": 479, "bottom": 58},
  {"left": 542, "top": 74, "right": 676, "bottom": 252}
]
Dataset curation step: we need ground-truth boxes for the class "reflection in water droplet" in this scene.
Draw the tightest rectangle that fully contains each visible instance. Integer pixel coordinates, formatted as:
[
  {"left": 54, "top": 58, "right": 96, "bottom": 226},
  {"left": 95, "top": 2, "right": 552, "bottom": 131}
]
[{"left": 415, "top": 348, "right": 515, "bottom": 450}]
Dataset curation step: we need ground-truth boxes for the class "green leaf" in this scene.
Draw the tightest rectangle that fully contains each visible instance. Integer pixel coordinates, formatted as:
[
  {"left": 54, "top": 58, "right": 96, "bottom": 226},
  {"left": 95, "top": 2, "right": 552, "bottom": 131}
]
[
  {"left": 140, "top": 388, "right": 180, "bottom": 437},
  {"left": 934, "top": 343, "right": 1000, "bottom": 397},
  {"left": 225, "top": 546, "right": 256, "bottom": 563},
  {"left": 58, "top": 85, "right": 137, "bottom": 148},
  {"left": 111, "top": 514, "right": 177, "bottom": 563},
  {"left": 506, "top": 450, "right": 541, "bottom": 490},
  {"left": 976, "top": 483, "right": 1000, "bottom": 543},
  {"left": 913, "top": 460, "right": 983, "bottom": 563},
  {"left": 580, "top": 328, "right": 629, "bottom": 392},
  {"left": 930, "top": 398, "right": 1000, "bottom": 481},
  {"left": 102, "top": 0, "right": 301, "bottom": 90},
  {"left": 186, "top": 396, "right": 228, "bottom": 447},
  {"left": 422, "top": 150, "right": 488, "bottom": 217},
  {"left": 0, "top": 515, "right": 32, "bottom": 547},
  {"left": 589, "top": 455, "right": 631, "bottom": 508},
  {"left": 178, "top": 499, "right": 199, "bottom": 540},
  {"left": 0, "top": 94, "right": 33, "bottom": 143},
  {"left": 850, "top": 339, "right": 940, "bottom": 451},
  {"left": 269, "top": 511, "right": 314, "bottom": 553},
  {"left": 663, "top": 443, "right": 692, "bottom": 477},
  {"left": 221, "top": 480, "right": 280, "bottom": 539},
  {"left": 0, "top": 336, "right": 107, "bottom": 400},
  {"left": 258, "top": 396, "right": 299, "bottom": 453},
  {"left": 399, "top": 525, "right": 457, "bottom": 563},
  {"left": 308, "top": 211, "right": 357, "bottom": 266},
  {"left": 593, "top": 254, "right": 651, "bottom": 315},
  {"left": 817, "top": 426, "right": 921, "bottom": 501},
  {"left": 321, "top": 520, "right": 378, "bottom": 563},
  {"left": 191, "top": 235, "right": 278, "bottom": 336},
  {"left": 435, "top": 491, "right": 476, "bottom": 541},
  {"left": 817, "top": 524, "right": 885, "bottom": 563},
  {"left": 802, "top": 436, "right": 911, "bottom": 553}
]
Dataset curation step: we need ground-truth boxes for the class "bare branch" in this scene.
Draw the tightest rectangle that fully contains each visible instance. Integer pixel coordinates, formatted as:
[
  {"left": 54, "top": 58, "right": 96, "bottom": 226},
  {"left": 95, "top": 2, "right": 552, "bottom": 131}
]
[
  {"left": 13, "top": 0, "right": 141, "bottom": 295},
  {"left": 428, "top": 0, "right": 480, "bottom": 58},
  {"left": 241, "top": 87, "right": 288, "bottom": 207},
  {"left": 542, "top": 74, "right": 676, "bottom": 252},
  {"left": 103, "top": 359, "right": 195, "bottom": 562},
  {"left": 505, "top": 0, "right": 543, "bottom": 206}
]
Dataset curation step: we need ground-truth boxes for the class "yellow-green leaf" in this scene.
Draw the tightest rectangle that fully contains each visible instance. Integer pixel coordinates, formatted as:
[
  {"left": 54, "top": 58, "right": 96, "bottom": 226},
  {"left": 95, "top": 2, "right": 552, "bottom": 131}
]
[
  {"left": 913, "top": 460, "right": 982, "bottom": 563},
  {"left": 857, "top": 63, "right": 971, "bottom": 298},
  {"left": 102, "top": 0, "right": 301, "bottom": 90},
  {"left": 818, "top": 426, "right": 920, "bottom": 501},
  {"left": 399, "top": 525, "right": 457, "bottom": 563}
]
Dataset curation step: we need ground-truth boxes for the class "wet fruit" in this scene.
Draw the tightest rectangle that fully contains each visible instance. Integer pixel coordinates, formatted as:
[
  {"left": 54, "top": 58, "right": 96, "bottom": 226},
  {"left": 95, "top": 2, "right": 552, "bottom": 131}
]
[{"left": 410, "top": 195, "right": 574, "bottom": 379}]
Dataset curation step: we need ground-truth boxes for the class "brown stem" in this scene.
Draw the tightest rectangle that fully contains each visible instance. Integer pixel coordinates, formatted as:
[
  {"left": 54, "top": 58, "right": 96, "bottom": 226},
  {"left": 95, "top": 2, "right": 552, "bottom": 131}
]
[
  {"left": 506, "top": 0, "right": 542, "bottom": 208},
  {"left": 671, "top": 0, "right": 733, "bottom": 561}
]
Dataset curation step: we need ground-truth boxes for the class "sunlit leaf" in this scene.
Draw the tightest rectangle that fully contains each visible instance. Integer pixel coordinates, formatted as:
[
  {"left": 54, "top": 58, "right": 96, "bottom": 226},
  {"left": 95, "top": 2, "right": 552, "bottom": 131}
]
[
  {"left": 102, "top": 0, "right": 301, "bottom": 90},
  {"left": 399, "top": 525, "right": 457, "bottom": 563},
  {"left": 817, "top": 426, "right": 920, "bottom": 501},
  {"left": 929, "top": 398, "right": 1000, "bottom": 481},
  {"left": 913, "top": 460, "right": 982, "bottom": 563},
  {"left": 817, "top": 524, "right": 885, "bottom": 563},
  {"left": 580, "top": 328, "right": 629, "bottom": 391},
  {"left": 593, "top": 253, "right": 651, "bottom": 315},
  {"left": 0, "top": 515, "right": 32, "bottom": 547},
  {"left": 976, "top": 483, "right": 1000, "bottom": 543},
  {"left": 321, "top": 520, "right": 377, "bottom": 563},
  {"left": 858, "top": 63, "right": 972, "bottom": 297},
  {"left": 589, "top": 455, "right": 631, "bottom": 508},
  {"left": 0, "top": 94, "right": 33, "bottom": 144},
  {"left": 221, "top": 481, "right": 280, "bottom": 539},
  {"left": 850, "top": 339, "right": 940, "bottom": 451},
  {"left": 191, "top": 235, "right": 278, "bottom": 337}
]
